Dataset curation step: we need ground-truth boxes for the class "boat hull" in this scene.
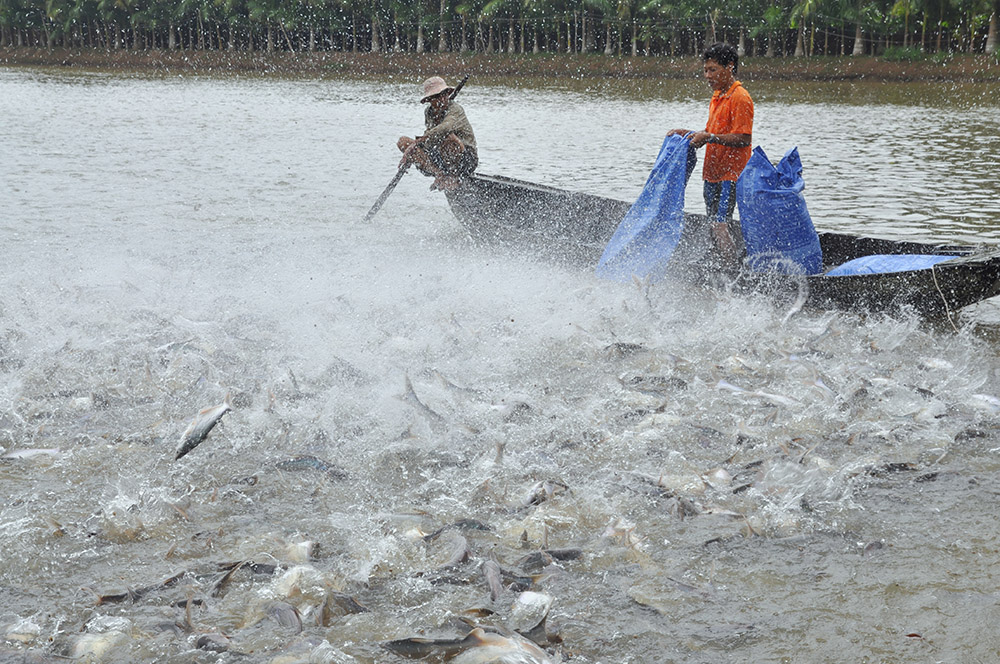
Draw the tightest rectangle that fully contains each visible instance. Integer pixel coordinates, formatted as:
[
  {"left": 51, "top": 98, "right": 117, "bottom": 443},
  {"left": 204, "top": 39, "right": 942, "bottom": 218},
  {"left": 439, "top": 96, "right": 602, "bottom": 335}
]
[{"left": 444, "top": 173, "right": 1000, "bottom": 315}]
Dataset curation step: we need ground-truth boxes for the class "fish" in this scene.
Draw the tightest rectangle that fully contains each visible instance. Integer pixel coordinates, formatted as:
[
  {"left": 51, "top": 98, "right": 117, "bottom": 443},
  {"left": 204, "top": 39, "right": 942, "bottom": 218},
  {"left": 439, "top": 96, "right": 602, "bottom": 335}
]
[
  {"left": 715, "top": 379, "right": 798, "bottom": 408},
  {"left": 619, "top": 374, "right": 688, "bottom": 395},
  {"left": 483, "top": 559, "right": 504, "bottom": 602},
  {"left": 422, "top": 518, "right": 493, "bottom": 542},
  {"left": 3, "top": 618, "right": 41, "bottom": 644},
  {"left": 452, "top": 628, "right": 559, "bottom": 664},
  {"left": 176, "top": 394, "right": 232, "bottom": 460},
  {"left": 275, "top": 455, "right": 348, "bottom": 480},
  {"left": 919, "top": 357, "right": 955, "bottom": 371},
  {"left": 490, "top": 398, "right": 533, "bottom": 423},
  {"left": 441, "top": 533, "right": 471, "bottom": 569},
  {"left": 69, "top": 631, "right": 130, "bottom": 659},
  {"left": 781, "top": 273, "right": 809, "bottom": 325},
  {"left": 196, "top": 633, "right": 234, "bottom": 653},
  {"left": 266, "top": 601, "right": 302, "bottom": 633},
  {"left": 515, "top": 548, "right": 583, "bottom": 573},
  {"left": 209, "top": 560, "right": 281, "bottom": 597},
  {"left": 510, "top": 590, "right": 553, "bottom": 637},
  {"left": 284, "top": 540, "right": 320, "bottom": 562},
  {"left": 385, "top": 632, "right": 478, "bottom": 659},
  {"left": 969, "top": 393, "right": 1000, "bottom": 413},
  {"left": 432, "top": 369, "right": 483, "bottom": 397},
  {"left": 86, "top": 570, "right": 186, "bottom": 605},
  {"left": 602, "top": 342, "right": 647, "bottom": 360},
  {"left": 806, "top": 372, "right": 837, "bottom": 401},
  {"left": 0, "top": 448, "right": 61, "bottom": 461},
  {"left": 400, "top": 375, "right": 446, "bottom": 427},
  {"left": 520, "top": 480, "right": 569, "bottom": 508},
  {"left": 320, "top": 590, "right": 369, "bottom": 624},
  {"left": 386, "top": 627, "right": 558, "bottom": 663}
]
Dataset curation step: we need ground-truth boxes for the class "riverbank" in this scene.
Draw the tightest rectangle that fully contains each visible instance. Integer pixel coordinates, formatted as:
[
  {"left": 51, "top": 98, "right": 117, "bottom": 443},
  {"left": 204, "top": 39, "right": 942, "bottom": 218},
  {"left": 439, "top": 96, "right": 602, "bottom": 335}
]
[{"left": 3, "top": 47, "right": 999, "bottom": 81}]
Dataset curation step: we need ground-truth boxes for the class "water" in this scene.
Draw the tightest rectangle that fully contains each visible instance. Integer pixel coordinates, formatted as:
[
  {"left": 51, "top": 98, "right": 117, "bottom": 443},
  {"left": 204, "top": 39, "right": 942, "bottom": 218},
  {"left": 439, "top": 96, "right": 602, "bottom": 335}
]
[{"left": 2, "top": 66, "right": 1000, "bottom": 663}]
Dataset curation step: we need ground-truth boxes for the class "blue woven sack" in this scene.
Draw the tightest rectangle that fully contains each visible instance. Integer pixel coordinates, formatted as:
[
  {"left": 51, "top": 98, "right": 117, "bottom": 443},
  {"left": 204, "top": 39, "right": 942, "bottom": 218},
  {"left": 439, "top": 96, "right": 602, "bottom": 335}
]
[
  {"left": 596, "top": 134, "right": 692, "bottom": 282},
  {"left": 736, "top": 147, "right": 823, "bottom": 275}
]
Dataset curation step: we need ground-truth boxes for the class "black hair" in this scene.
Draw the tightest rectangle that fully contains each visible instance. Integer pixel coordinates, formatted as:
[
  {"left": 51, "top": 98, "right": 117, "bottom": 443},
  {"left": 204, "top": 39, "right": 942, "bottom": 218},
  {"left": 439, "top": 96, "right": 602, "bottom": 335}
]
[{"left": 703, "top": 42, "right": 739, "bottom": 75}]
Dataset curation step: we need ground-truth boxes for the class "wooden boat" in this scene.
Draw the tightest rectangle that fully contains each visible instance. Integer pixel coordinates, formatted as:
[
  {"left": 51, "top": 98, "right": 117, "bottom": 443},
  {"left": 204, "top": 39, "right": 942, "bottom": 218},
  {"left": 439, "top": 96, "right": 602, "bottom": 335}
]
[{"left": 444, "top": 172, "right": 1000, "bottom": 316}]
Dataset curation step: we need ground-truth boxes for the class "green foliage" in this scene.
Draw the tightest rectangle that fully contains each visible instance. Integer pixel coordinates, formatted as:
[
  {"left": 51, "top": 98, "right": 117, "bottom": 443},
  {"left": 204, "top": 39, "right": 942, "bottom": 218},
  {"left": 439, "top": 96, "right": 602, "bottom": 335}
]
[
  {"left": 881, "top": 45, "right": 923, "bottom": 60},
  {"left": 0, "top": 0, "right": 996, "bottom": 56}
]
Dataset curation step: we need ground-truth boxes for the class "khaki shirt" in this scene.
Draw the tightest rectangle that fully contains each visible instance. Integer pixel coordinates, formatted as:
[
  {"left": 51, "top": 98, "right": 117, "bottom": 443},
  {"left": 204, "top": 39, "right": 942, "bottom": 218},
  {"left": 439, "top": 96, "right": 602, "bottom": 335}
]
[{"left": 424, "top": 102, "right": 478, "bottom": 159}]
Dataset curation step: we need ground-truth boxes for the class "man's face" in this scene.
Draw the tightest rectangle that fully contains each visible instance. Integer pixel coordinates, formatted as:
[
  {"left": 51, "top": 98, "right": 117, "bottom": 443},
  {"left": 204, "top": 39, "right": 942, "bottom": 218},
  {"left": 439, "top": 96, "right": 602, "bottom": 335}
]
[
  {"left": 704, "top": 58, "right": 734, "bottom": 91},
  {"left": 427, "top": 91, "right": 450, "bottom": 111}
]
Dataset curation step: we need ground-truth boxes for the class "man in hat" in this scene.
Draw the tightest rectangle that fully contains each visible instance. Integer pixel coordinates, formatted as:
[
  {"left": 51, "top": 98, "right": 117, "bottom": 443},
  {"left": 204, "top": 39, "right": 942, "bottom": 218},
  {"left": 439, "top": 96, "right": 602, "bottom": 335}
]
[
  {"left": 397, "top": 76, "right": 478, "bottom": 192},
  {"left": 667, "top": 42, "right": 753, "bottom": 267}
]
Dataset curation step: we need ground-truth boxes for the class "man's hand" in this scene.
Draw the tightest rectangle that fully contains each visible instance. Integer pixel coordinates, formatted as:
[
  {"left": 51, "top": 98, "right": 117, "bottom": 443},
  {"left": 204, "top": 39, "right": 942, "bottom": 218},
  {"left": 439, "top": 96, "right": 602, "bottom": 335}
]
[
  {"left": 689, "top": 131, "right": 714, "bottom": 148},
  {"left": 398, "top": 140, "right": 423, "bottom": 169},
  {"left": 398, "top": 143, "right": 416, "bottom": 169},
  {"left": 667, "top": 129, "right": 715, "bottom": 148}
]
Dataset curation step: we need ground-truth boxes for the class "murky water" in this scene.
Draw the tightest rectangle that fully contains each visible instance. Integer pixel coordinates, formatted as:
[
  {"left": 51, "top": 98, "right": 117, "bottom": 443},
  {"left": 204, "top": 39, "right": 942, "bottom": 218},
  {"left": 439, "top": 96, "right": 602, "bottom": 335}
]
[{"left": 3, "top": 66, "right": 1000, "bottom": 663}]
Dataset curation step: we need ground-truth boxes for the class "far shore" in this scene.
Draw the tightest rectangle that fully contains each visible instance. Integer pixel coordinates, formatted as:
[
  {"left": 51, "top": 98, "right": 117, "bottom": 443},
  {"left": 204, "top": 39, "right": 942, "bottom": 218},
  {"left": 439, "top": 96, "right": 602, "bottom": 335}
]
[{"left": 3, "top": 47, "right": 999, "bottom": 82}]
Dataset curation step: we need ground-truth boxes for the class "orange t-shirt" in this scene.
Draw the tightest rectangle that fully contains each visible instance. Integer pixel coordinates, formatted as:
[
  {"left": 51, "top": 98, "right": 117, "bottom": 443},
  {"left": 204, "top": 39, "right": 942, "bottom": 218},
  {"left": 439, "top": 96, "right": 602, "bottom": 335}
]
[{"left": 703, "top": 81, "right": 754, "bottom": 182}]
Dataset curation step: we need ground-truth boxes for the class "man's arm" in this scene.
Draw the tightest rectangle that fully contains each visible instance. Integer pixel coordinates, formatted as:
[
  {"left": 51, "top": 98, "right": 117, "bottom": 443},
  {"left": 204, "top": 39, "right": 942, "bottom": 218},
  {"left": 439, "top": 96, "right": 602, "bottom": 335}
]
[
  {"left": 666, "top": 129, "right": 750, "bottom": 148},
  {"left": 423, "top": 104, "right": 468, "bottom": 146},
  {"left": 689, "top": 131, "right": 751, "bottom": 149}
]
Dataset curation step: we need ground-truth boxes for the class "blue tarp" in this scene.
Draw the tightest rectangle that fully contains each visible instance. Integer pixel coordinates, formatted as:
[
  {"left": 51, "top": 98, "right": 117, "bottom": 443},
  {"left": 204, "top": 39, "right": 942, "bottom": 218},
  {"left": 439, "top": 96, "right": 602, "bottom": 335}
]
[
  {"left": 736, "top": 146, "right": 823, "bottom": 275},
  {"left": 595, "top": 134, "right": 692, "bottom": 282},
  {"left": 825, "top": 254, "right": 959, "bottom": 276}
]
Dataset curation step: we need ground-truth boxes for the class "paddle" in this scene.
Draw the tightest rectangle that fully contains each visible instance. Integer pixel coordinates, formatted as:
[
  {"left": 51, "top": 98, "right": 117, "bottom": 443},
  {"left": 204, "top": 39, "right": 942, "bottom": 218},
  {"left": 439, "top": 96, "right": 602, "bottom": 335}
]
[{"left": 363, "top": 74, "right": 470, "bottom": 222}]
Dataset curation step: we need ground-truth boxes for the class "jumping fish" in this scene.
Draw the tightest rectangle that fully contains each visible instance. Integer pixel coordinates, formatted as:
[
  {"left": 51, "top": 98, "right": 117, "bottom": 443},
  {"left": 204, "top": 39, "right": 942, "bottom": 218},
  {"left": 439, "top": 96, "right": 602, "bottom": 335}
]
[
  {"left": 386, "top": 627, "right": 558, "bottom": 663},
  {"left": 176, "top": 394, "right": 232, "bottom": 460},
  {"left": 422, "top": 518, "right": 493, "bottom": 542},
  {"left": 520, "top": 480, "right": 569, "bottom": 508},
  {"left": 320, "top": 590, "right": 369, "bottom": 625},
  {"left": 515, "top": 548, "right": 583, "bottom": 573},
  {"left": 781, "top": 274, "right": 809, "bottom": 325},
  {"left": 275, "top": 455, "right": 348, "bottom": 480},
  {"left": 483, "top": 559, "right": 504, "bottom": 602},
  {"left": 265, "top": 601, "right": 303, "bottom": 633},
  {"left": 452, "top": 628, "right": 558, "bottom": 664},
  {"left": 86, "top": 570, "right": 186, "bottom": 605},
  {"left": 441, "top": 533, "right": 471, "bottom": 569},
  {"left": 400, "top": 375, "right": 446, "bottom": 426},
  {"left": 70, "top": 631, "right": 130, "bottom": 659},
  {"left": 715, "top": 379, "right": 798, "bottom": 408},
  {"left": 0, "top": 448, "right": 61, "bottom": 461},
  {"left": 511, "top": 591, "right": 554, "bottom": 644}
]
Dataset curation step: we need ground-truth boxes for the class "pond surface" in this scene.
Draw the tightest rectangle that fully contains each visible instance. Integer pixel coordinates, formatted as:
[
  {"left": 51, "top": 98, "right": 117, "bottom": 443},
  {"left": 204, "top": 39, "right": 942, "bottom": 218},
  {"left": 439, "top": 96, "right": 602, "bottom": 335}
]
[{"left": 2, "top": 66, "right": 1000, "bottom": 663}]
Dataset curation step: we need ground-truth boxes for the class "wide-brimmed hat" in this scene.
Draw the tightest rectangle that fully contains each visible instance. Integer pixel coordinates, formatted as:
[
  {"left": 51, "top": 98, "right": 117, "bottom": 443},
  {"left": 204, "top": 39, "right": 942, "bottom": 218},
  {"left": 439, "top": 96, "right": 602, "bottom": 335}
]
[{"left": 420, "top": 76, "right": 453, "bottom": 103}]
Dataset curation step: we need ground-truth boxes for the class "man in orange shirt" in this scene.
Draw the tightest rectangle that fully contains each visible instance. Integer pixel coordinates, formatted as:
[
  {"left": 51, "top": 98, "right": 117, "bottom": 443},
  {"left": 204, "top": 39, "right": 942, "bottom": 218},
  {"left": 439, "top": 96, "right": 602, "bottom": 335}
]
[{"left": 668, "top": 42, "right": 754, "bottom": 266}]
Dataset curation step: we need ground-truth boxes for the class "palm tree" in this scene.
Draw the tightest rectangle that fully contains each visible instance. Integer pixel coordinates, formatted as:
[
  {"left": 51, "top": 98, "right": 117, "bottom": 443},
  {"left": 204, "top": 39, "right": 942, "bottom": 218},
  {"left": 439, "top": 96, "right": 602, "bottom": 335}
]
[
  {"left": 890, "top": 0, "right": 917, "bottom": 45},
  {"left": 455, "top": 0, "right": 471, "bottom": 48},
  {"left": 607, "top": 0, "right": 643, "bottom": 55},
  {"left": 987, "top": 0, "right": 997, "bottom": 52},
  {"left": 791, "top": 0, "right": 819, "bottom": 54},
  {"left": 481, "top": 0, "right": 517, "bottom": 51},
  {"left": 436, "top": 0, "right": 448, "bottom": 50},
  {"left": 640, "top": 0, "right": 683, "bottom": 55}
]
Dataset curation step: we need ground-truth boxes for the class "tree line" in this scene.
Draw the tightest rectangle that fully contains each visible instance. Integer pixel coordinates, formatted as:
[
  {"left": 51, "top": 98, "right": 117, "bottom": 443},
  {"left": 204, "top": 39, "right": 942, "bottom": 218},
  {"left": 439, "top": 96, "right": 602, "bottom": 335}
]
[{"left": 1, "top": 0, "right": 997, "bottom": 58}]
